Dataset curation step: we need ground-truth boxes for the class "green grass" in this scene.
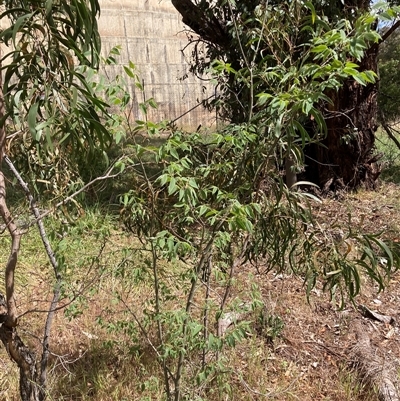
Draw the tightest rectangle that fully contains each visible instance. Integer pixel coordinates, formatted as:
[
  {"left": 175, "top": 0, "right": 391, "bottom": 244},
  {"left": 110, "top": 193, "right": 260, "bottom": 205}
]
[{"left": 375, "top": 128, "right": 400, "bottom": 184}]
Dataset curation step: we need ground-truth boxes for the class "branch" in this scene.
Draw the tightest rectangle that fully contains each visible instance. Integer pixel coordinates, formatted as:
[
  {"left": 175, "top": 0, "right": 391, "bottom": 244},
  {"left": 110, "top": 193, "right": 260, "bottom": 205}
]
[
  {"left": 3, "top": 154, "right": 127, "bottom": 392},
  {"left": 378, "top": 110, "right": 400, "bottom": 151},
  {"left": 0, "top": 41, "right": 18, "bottom": 328},
  {"left": 0, "top": 172, "right": 20, "bottom": 327},
  {"left": 17, "top": 239, "right": 109, "bottom": 319},
  {"left": 0, "top": 40, "right": 42, "bottom": 401},
  {"left": 3, "top": 154, "right": 61, "bottom": 392},
  {"left": 352, "top": 320, "right": 400, "bottom": 401},
  {"left": 4, "top": 156, "right": 58, "bottom": 275},
  {"left": 380, "top": 20, "right": 400, "bottom": 44},
  {"left": 171, "top": 0, "right": 229, "bottom": 48},
  {"left": 0, "top": 48, "right": 4, "bottom": 167},
  {"left": 35, "top": 159, "right": 125, "bottom": 221}
]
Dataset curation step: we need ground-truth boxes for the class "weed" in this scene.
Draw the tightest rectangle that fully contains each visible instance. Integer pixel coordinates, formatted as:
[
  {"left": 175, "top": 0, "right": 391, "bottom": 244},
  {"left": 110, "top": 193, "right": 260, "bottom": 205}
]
[
  {"left": 339, "top": 365, "right": 377, "bottom": 401},
  {"left": 254, "top": 308, "right": 285, "bottom": 344}
]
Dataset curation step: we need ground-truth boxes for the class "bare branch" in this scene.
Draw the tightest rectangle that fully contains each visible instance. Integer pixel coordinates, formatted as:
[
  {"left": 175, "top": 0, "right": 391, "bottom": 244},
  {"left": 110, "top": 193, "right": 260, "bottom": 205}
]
[
  {"left": 378, "top": 110, "right": 400, "bottom": 151},
  {"left": 380, "top": 20, "right": 400, "bottom": 45},
  {"left": 36, "top": 159, "right": 125, "bottom": 221}
]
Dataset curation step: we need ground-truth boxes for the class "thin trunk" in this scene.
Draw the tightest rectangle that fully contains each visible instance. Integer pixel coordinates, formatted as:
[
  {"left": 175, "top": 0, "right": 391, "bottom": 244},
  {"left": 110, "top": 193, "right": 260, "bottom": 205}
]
[
  {"left": 0, "top": 162, "right": 41, "bottom": 401},
  {"left": 0, "top": 44, "right": 40, "bottom": 401},
  {"left": 4, "top": 155, "right": 62, "bottom": 399}
]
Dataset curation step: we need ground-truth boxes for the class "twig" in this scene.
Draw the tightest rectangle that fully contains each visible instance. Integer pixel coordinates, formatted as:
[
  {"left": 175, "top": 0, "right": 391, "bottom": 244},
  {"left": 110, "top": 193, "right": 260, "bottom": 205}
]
[
  {"left": 170, "top": 94, "right": 215, "bottom": 125},
  {"left": 16, "top": 265, "right": 107, "bottom": 319},
  {"left": 202, "top": 254, "right": 212, "bottom": 369},
  {"left": 380, "top": 20, "right": 400, "bottom": 45},
  {"left": 237, "top": 369, "right": 303, "bottom": 399},
  {"left": 219, "top": 235, "right": 250, "bottom": 321},
  {"left": 118, "top": 295, "right": 173, "bottom": 377},
  {"left": 174, "top": 218, "right": 227, "bottom": 401},
  {"left": 379, "top": 110, "right": 400, "bottom": 151},
  {"left": 34, "top": 158, "right": 126, "bottom": 221},
  {"left": 227, "top": 0, "right": 254, "bottom": 120},
  {"left": 151, "top": 241, "right": 172, "bottom": 399}
]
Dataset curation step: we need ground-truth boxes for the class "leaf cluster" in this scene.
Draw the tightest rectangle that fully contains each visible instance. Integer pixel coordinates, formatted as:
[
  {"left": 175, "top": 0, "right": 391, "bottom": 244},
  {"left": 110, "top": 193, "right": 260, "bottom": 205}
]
[
  {"left": 0, "top": 2, "right": 136, "bottom": 200},
  {"left": 1, "top": 0, "right": 104, "bottom": 143},
  {"left": 5, "top": 45, "right": 135, "bottom": 199},
  {"left": 184, "top": 0, "right": 379, "bottom": 125}
]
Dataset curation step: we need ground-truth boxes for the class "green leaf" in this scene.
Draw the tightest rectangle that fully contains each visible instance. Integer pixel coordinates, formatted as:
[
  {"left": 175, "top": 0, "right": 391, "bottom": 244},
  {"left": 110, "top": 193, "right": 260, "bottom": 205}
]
[
  {"left": 28, "top": 103, "right": 39, "bottom": 139},
  {"left": 305, "top": 1, "right": 316, "bottom": 24},
  {"left": 148, "top": 98, "right": 158, "bottom": 109},
  {"left": 45, "top": 0, "right": 53, "bottom": 17},
  {"left": 124, "top": 65, "right": 136, "bottom": 78},
  {"left": 115, "top": 130, "right": 122, "bottom": 144},
  {"left": 311, "top": 44, "right": 328, "bottom": 53},
  {"left": 256, "top": 92, "right": 272, "bottom": 106},
  {"left": 198, "top": 205, "right": 208, "bottom": 217},
  {"left": 168, "top": 177, "right": 178, "bottom": 195},
  {"left": 352, "top": 74, "right": 366, "bottom": 86},
  {"left": 12, "top": 13, "right": 33, "bottom": 46},
  {"left": 188, "top": 178, "right": 198, "bottom": 189}
]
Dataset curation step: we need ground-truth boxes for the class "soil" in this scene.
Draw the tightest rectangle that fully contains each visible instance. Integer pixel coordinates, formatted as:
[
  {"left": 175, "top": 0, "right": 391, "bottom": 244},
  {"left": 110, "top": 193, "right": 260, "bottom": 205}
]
[{"left": 244, "top": 182, "right": 400, "bottom": 400}]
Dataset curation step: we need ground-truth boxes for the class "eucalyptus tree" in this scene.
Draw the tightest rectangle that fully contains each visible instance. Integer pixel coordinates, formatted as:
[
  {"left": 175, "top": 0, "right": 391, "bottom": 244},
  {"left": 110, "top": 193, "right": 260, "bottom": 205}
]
[
  {"left": 0, "top": 1, "right": 115, "bottom": 400},
  {"left": 171, "top": 0, "right": 400, "bottom": 190},
  {"left": 118, "top": 3, "right": 397, "bottom": 400}
]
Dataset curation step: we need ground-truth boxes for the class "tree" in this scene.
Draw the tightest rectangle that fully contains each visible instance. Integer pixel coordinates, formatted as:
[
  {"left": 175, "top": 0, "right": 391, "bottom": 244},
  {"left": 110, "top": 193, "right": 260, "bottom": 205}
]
[
  {"left": 0, "top": 1, "right": 118, "bottom": 399},
  {"left": 117, "top": 6, "right": 396, "bottom": 400},
  {"left": 171, "top": 0, "right": 400, "bottom": 191}
]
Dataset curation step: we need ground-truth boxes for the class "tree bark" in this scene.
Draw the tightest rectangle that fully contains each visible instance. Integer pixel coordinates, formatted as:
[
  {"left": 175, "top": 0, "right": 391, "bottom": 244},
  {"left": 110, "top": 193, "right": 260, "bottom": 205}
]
[
  {"left": 352, "top": 320, "right": 399, "bottom": 401},
  {"left": 0, "top": 323, "right": 40, "bottom": 401},
  {"left": 305, "top": 44, "right": 380, "bottom": 191}
]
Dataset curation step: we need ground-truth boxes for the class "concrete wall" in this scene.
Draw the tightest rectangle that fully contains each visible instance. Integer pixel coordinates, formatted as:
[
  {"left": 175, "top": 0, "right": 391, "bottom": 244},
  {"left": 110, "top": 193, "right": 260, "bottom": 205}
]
[{"left": 98, "top": 0, "right": 214, "bottom": 129}]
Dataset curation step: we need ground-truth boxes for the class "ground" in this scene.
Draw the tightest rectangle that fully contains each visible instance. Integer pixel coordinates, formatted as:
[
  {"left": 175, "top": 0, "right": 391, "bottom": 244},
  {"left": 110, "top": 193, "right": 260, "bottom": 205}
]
[{"left": 1, "top": 181, "right": 400, "bottom": 400}]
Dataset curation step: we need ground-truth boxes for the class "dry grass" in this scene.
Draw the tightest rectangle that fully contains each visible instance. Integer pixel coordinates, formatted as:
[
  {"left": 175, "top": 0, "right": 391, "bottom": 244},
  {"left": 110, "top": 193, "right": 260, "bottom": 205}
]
[{"left": 1, "top": 183, "right": 400, "bottom": 400}]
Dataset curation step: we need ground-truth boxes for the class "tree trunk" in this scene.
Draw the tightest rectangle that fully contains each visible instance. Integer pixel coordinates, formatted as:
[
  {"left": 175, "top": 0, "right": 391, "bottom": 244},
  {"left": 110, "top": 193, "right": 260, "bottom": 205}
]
[
  {"left": 0, "top": 322, "right": 41, "bottom": 401},
  {"left": 0, "top": 42, "right": 42, "bottom": 401},
  {"left": 305, "top": 44, "right": 380, "bottom": 191}
]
